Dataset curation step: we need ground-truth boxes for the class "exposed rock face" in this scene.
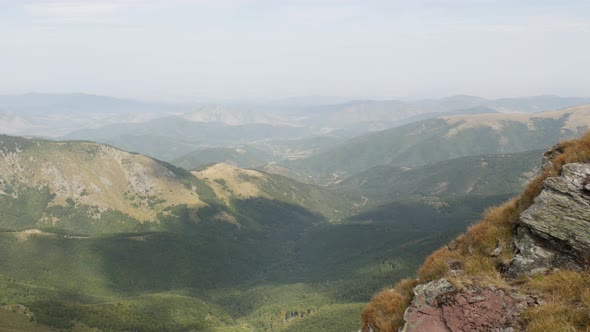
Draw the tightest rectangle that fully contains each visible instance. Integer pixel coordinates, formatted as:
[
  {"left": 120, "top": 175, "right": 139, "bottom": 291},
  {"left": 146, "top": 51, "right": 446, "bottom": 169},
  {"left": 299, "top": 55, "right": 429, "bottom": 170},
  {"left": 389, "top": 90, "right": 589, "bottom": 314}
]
[
  {"left": 402, "top": 279, "right": 531, "bottom": 332},
  {"left": 541, "top": 143, "right": 564, "bottom": 170},
  {"left": 520, "top": 163, "right": 590, "bottom": 253},
  {"left": 509, "top": 163, "right": 590, "bottom": 276},
  {"left": 507, "top": 227, "right": 559, "bottom": 276},
  {"left": 401, "top": 160, "right": 590, "bottom": 330}
]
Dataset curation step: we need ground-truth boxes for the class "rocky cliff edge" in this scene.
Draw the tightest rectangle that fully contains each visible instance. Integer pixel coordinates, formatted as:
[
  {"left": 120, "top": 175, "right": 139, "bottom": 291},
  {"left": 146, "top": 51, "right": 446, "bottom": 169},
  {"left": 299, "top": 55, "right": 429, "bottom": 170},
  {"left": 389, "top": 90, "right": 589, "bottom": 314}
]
[{"left": 362, "top": 132, "right": 590, "bottom": 332}]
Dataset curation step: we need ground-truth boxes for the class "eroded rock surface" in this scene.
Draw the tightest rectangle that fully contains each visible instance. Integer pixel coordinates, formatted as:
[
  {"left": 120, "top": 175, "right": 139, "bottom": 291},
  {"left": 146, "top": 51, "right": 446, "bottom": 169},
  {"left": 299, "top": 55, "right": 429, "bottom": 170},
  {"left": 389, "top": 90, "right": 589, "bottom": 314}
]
[
  {"left": 509, "top": 163, "right": 590, "bottom": 276},
  {"left": 402, "top": 279, "right": 531, "bottom": 332},
  {"left": 520, "top": 163, "right": 590, "bottom": 253},
  {"left": 400, "top": 160, "right": 590, "bottom": 331},
  {"left": 541, "top": 143, "right": 564, "bottom": 170}
]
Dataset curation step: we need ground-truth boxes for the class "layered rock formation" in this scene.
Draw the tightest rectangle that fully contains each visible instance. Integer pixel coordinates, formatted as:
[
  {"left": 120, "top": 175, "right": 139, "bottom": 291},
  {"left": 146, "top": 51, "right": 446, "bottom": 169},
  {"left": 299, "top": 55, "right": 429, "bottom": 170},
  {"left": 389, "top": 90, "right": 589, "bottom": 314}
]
[
  {"left": 392, "top": 145, "right": 590, "bottom": 331},
  {"left": 509, "top": 162, "right": 590, "bottom": 276}
]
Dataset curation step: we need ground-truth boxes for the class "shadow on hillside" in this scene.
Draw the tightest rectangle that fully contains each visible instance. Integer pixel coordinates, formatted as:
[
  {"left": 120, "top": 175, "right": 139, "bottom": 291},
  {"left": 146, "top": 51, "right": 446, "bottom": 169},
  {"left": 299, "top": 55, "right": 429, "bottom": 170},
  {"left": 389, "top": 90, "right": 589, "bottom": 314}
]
[{"left": 91, "top": 198, "right": 324, "bottom": 294}]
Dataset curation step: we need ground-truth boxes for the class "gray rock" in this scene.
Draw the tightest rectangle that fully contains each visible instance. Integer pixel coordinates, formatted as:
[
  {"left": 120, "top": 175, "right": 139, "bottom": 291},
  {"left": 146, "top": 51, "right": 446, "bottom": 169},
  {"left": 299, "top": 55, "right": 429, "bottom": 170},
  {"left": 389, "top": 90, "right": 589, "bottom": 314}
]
[
  {"left": 520, "top": 163, "right": 590, "bottom": 256},
  {"left": 490, "top": 245, "right": 503, "bottom": 257},
  {"left": 412, "top": 278, "right": 456, "bottom": 307},
  {"left": 508, "top": 162, "right": 590, "bottom": 276},
  {"left": 401, "top": 279, "right": 455, "bottom": 332},
  {"left": 507, "top": 227, "right": 557, "bottom": 276},
  {"left": 401, "top": 279, "right": 530, "bottom": 332},
  {"left": 541, "top": 144, "right": 563, "bottom": 171}
]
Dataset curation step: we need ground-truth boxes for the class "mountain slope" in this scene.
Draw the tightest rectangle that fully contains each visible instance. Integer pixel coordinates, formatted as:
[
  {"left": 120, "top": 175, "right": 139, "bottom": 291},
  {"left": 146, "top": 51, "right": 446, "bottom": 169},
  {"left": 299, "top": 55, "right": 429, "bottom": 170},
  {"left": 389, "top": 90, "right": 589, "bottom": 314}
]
[
  {"left": 181, "top": 104, "right": 290, "bottom": 125},
  {"left": 0, "top": 134, "right": 356, "bottom": 234},
  {"left": 194, "top": 163, "right": 356, "bottom": 221},
  {"left": 0, "top": 134, "right": 533, "bottom": 331},
  {"left": 337, "top": 150, "right": 542, "bottom": 203},
  {"left": 0, "top": 93, "right": 179, "bottom": 137},
  {"left": 361, "top": 131, "right": 590, "bottom": 332},
  {"left": 173, "top": 145, "right": 274, "bottom": 170},
  {"left": 291, "top": 104, "right": 590, "bottom": 182},
  {"left": 0, "top": 135, "right": 208, "bottom": 233},
  {"left": 64, "top": 117, "right": 312, "bottom": 161},
  {"left": 269, "top": 95, "right": 590, "bottom": 131}
]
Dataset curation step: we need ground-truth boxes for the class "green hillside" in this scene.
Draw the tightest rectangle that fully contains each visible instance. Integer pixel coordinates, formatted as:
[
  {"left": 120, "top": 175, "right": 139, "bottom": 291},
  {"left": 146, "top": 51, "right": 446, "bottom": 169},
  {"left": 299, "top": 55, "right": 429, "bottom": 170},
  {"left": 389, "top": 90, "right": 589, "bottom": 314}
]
[
  {"left": 0, "top": 196, "right": 497, "bottom": 331},
  {"left": 173, "top": 145, "right": 274, "bottom": 170},
  {"left": 193, "top": 163, "right": 356, "bottom": 222},
  {"left": 0, "top": 134, "right": 534, "bottom": 331},
  {"left": 290, "top": 104, "right": 590, "bottom": 182},
  {"left": 337, "top": 150, "right": 542, "bottom": 203},
  {"left": 0, "top": 134, "right": 354, "bottom": 233},
  {"left": 63, "top": 117, "right": 313, "bottom": 161}
]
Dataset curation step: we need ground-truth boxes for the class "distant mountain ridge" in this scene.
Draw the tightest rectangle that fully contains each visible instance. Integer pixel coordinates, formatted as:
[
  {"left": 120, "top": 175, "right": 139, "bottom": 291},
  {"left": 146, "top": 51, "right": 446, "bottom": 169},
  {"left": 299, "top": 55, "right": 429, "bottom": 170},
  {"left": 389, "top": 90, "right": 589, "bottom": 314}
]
[
  {"left": 2, "top": 92, "right": 588, "bottom": 139},
  {"left": 0, "top": 134, "right": 352, "bottom": 234},
  {"left": 180, "top": 104, "right": 292, "bottom": 126},
  {"left": 336, "top": 150, "right": 542, "bottom": 204},
  {"left": 267, "top": 95, "right": 590, "bottom": 132},
  {"left": 64, "top": 117, "right": 313, "bottom": 160},
  {"left": 289, "top": 104, "right": 590, "bottom": 182},
  {"left": 0, "top": 93, "right": 182, "bottom": 137}
]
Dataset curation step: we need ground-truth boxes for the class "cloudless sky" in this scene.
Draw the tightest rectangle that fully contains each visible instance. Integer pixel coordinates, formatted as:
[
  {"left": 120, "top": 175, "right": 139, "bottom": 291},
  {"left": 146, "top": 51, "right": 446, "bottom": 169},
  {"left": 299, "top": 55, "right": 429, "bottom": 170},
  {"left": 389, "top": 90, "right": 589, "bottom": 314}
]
[{"left": 0, "top": 0, "right": 589, "bottom": 101}]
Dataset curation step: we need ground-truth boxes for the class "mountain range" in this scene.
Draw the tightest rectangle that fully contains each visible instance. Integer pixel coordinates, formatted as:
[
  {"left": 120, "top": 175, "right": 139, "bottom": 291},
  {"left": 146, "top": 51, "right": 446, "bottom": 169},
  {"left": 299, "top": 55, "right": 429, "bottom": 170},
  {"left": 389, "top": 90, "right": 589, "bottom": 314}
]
[
  {"left": 1, "top": 94, "right": 590, "bottom": 331},
  {"left": 0, "top": 131, "right": 542, "bottom": 331},
  {"left": 288, "top": 104, "right": 590, "bottom": 183}
]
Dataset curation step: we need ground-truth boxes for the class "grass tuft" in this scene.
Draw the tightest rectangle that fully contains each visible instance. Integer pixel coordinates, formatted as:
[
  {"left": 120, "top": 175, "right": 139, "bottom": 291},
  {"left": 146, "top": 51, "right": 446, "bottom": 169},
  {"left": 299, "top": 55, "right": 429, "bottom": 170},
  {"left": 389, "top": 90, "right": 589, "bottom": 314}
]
[
  {"left": 360, "top": 278, "right": 417, "bottom": 332},
  {"left": 523, "top": 271, "right": 590, "bottom": 332}
]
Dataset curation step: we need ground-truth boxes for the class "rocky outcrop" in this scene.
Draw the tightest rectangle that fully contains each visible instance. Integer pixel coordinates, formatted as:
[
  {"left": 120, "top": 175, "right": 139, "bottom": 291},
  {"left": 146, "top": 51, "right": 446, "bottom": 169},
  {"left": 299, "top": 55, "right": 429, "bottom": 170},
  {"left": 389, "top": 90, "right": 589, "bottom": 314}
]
[
  {"left": 401, "top": 158, "right": 590, "bottom": 330},
  {"left": 541, "top": 143, "right": 564, "bottom": 170},
  {"left": 509, "top": 163, "right": 590, "bottom": 276},
  {"left": 402, "top": 279, "right": 533, "bottom": 332},
  {"left": 520, "top": 163, "right": 590, "bottom": 253}
]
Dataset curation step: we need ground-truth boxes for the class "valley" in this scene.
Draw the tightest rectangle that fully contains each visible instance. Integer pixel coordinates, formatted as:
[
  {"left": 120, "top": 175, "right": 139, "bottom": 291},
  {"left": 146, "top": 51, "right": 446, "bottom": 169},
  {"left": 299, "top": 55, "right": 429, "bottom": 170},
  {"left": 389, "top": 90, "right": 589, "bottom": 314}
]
[
  {"left": 0, "top": 95, "right": 588, "bottom": 331},
  {"left": 2, "top": 2, "right": 588, "bottom": 330}
]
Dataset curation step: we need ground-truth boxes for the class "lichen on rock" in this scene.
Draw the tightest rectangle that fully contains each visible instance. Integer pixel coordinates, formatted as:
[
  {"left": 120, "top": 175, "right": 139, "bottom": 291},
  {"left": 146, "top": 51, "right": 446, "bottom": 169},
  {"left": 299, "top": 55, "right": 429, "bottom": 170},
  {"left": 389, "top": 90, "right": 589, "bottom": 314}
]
[
  {"left": 401, "top": 278, "right": 532, "bottom": 332},
  {"left": 509, "top": 163, "right": 590, "bottom": 276}
]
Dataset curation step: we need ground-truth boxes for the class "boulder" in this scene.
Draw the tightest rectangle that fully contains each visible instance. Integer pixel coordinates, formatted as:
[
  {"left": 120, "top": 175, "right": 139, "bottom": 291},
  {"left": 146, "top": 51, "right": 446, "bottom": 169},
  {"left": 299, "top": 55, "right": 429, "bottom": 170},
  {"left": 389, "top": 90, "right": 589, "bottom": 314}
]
[
  {"left": 507, "top": 227, "right": 558, "bottom": 276},
  {"left": 519, "top": 163, "right": 590, "bottom": 259},
  {"left": 401, "top": 279, "right": 531, "bottom": 332}
]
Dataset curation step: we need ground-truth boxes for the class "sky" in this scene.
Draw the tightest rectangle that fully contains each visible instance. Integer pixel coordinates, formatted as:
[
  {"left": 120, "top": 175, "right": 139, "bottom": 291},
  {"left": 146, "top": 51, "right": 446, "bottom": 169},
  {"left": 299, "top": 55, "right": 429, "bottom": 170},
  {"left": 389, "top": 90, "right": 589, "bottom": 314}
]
[{"left": 0, "top": 0, "right": 589, "bottom": 101}]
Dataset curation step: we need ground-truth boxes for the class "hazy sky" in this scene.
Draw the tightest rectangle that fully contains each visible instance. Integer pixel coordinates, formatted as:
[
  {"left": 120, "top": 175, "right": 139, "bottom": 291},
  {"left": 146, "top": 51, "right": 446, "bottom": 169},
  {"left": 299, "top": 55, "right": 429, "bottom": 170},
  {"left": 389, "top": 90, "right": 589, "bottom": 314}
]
[{"left": 0, "top": 0, "right": 589, "bottom": 101}]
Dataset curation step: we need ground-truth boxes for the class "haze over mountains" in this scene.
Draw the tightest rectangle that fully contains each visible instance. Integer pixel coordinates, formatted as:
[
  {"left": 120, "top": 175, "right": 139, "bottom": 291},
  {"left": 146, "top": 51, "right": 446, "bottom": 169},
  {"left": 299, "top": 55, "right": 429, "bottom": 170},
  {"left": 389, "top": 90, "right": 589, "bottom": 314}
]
[
  {"left": 2, "top": 92, "right": 587, "bottom": 165},
  {"left": 0, "top": 131, "right": 535, "bottom": 330},
  {"left": 291, "top": 104, "right": 590, "bottom": 183},
  {"left": 2, "top": 93, "right": 589, "bottom": 137},
  {"left": 2, "top": 0, "right": 589, "bottom": 329},
  {"left": 0, "top": 93, "right": 589, "bottom": 331}
]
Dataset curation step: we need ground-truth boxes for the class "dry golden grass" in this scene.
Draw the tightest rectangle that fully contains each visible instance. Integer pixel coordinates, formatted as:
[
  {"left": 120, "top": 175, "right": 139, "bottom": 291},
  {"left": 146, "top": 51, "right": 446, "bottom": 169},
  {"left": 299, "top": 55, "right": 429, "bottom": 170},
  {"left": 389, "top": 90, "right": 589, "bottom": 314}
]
[
  {"left": 361, "top": 278, "right": 417, "bottom": 332},
  {"left": 361, "top": 131, "right": 590, "bottom": 332},
  {"left": 193, "top": 163, "right": 266, "bottom": 203},
  {"left": 0, "top": 142, "right": 204, "bottom": 221},
  {"left": 523, "top": 271, "right": 590, "bottom": 332},
  {"left": 443, "top": 104, "right": 590, "bottom": 138},
  {"left": 417, "top": 198, "right": 518, "bottom": 283}
]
